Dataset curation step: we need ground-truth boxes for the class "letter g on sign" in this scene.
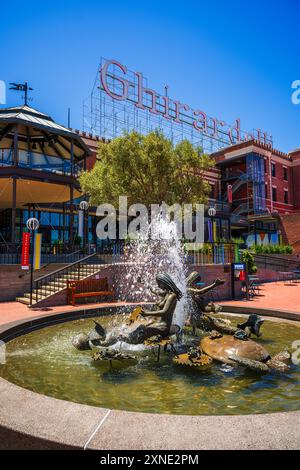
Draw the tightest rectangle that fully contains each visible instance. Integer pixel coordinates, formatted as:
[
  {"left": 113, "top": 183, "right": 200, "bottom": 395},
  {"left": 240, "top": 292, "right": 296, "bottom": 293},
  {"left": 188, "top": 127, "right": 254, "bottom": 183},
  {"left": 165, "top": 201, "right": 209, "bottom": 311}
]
[{"left": 100, "top": 59, "right": 129, "bottom": 101}]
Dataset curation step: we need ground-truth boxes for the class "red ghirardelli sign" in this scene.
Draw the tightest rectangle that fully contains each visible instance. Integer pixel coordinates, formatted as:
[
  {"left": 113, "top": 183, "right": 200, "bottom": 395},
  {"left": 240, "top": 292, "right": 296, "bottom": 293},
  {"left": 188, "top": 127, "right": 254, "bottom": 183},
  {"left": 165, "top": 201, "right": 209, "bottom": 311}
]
[
  {"left": 100, "top": 59, "right": 272, "bottom": 147},
  {"left": 21, "top": 232, "right": 30, "bottom": 270}
]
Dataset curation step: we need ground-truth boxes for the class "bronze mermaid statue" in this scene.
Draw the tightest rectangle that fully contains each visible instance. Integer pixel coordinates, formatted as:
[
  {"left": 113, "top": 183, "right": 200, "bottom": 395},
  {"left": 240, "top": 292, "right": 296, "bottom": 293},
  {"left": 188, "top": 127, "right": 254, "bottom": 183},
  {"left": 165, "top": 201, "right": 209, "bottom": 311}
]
[{"left": 72, "top": 273, "right": 183, "bottom": 350}]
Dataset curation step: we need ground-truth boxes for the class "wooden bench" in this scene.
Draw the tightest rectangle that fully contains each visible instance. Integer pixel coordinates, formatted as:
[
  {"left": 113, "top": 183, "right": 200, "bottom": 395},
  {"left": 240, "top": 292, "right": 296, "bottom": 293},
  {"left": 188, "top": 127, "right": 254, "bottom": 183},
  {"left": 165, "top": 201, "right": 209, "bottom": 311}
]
[{"left": 67, "top": 278, "right": 114, "bottom": 306}]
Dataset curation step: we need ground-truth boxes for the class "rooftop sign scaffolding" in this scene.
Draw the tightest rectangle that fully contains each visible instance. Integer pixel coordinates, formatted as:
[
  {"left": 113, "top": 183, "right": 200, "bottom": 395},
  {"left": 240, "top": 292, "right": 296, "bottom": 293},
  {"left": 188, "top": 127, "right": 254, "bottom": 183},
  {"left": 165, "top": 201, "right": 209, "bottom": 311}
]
[{"left": 83, "top": 58, "right": 273, "bottom": 152}]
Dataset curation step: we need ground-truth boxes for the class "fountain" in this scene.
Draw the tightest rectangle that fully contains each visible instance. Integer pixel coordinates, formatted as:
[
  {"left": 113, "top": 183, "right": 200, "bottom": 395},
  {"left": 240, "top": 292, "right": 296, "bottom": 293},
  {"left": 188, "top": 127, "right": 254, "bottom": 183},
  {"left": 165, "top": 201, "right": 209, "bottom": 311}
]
[
  {"left": 72, "top": 215, "right": 290, "bottom": 374},
  {"left": 0, "top": 216, "right": 299, "bottom": 417},
  {"left": 72, "top": 269, "right": 291, "bottom": 374}
]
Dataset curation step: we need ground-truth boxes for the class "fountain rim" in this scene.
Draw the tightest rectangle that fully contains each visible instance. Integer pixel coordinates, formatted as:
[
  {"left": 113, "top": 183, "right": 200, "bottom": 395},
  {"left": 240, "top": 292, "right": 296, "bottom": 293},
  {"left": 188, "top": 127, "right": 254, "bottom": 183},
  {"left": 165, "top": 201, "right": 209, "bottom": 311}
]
[{"left": 0, "top": 304, "right": 300, "bottom": 450}]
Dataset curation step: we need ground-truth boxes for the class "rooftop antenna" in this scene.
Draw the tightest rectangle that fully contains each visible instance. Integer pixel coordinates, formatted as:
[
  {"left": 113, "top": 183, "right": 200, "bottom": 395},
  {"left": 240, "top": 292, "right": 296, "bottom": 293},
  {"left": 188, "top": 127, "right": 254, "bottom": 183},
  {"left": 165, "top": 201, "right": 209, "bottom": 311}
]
[
  {"left": 9, "top": 82, "right": 33, "bottom": 106},
  {"left": 68, "top": 107, "right": 71, "bottom": 128}
]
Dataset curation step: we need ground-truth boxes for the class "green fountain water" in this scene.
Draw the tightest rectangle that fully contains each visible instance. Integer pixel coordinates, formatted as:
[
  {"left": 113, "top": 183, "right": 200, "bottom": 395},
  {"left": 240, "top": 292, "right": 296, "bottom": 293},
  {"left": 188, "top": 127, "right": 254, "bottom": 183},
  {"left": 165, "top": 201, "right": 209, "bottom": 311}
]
[{"left": 1, "top": 313, "right": 300, "bottom": 415}]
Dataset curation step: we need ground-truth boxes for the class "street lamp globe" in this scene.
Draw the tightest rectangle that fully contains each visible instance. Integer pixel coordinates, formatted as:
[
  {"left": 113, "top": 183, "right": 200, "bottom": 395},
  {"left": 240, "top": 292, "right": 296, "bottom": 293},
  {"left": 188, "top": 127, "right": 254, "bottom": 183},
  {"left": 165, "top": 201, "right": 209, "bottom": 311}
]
[
  {"left": 26, "top": 217, "right": 40, "bottom": 231},
  {"left": 26, "top": 217, "right": 40, "bottom": 307},
  {"left": 79, "top": 201, "right": 89, "bottom": 211}
]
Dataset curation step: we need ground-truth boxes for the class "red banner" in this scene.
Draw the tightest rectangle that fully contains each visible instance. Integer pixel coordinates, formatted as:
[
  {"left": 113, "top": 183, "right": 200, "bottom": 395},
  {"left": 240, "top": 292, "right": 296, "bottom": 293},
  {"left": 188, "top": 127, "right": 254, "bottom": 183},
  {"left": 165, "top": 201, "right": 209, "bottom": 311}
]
[
  {"left": 21, "top": 232, "right": 30, "bottom": 270},
  {"left": 227, "top": 184, "right": 233, "bottom": 204}
]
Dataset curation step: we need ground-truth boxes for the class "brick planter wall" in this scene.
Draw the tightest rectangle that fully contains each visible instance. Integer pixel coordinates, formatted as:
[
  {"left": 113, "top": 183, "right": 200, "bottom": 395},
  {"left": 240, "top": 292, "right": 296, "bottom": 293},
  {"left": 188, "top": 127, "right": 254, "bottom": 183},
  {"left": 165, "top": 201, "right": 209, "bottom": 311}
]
[
  {"left": 0, "top": 264, "right": 68, "bottom": 302},
  {"left": 29, "top": 262, "right": 239, "bottom": 308}
]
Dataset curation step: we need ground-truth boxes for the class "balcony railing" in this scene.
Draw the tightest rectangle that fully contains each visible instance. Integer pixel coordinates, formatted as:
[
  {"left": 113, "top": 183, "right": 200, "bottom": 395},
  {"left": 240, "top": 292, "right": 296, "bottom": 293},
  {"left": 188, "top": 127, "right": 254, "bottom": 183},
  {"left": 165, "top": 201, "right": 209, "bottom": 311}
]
[
  {"left": 0, "top": 242, "right": 85, "bottom": 265},
  {"left": 0, "top": 148, "right": 83, "bottom": 177},
  {"left": 0, "top": 241, "right": 240, "bottom": 266},
  {"left": 184, "top": 242, "right": 238, "bottom": 265},
  {"left": 207, "top": 199, "right": 231, "bottom": 214}
]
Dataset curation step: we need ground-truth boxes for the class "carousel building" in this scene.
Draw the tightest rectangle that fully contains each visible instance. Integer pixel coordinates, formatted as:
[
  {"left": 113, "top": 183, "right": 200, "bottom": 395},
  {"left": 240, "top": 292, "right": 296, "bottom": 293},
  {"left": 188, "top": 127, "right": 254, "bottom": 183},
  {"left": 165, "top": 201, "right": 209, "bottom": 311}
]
[{"left": 0, "top": 105, "right": 91, "bottom": 245}]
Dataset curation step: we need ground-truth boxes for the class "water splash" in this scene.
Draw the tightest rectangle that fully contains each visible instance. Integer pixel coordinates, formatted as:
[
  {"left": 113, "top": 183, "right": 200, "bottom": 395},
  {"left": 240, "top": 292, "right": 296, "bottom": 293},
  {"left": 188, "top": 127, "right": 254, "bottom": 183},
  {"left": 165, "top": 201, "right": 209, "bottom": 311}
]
[{"left": 117, "top": 213, "right": 188, "bottom": 327}]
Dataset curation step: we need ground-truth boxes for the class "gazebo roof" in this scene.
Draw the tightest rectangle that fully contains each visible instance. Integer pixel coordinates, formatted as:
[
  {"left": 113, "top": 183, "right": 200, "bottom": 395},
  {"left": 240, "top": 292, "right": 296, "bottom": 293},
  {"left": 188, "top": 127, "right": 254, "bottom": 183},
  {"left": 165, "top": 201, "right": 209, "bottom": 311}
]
[
  {"left": 0, "top": 105, "right": 76, "bottom": 136},
  {"left": 0, "top": 105, "right": 90, "bottom": 158}
]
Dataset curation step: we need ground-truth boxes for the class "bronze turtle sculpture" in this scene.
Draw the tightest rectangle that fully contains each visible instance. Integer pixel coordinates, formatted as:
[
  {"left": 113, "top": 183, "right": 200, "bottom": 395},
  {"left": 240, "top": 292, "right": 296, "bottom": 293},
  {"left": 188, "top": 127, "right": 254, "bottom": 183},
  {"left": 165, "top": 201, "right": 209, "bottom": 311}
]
[{"left": 200, "top": 332, "right": 291, "bottom": 373}]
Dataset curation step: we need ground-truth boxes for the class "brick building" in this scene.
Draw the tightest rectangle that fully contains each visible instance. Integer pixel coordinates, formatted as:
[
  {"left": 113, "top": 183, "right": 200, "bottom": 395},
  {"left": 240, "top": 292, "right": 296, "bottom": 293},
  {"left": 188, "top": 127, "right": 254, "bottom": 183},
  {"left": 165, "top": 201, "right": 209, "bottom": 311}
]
[
  {"left": 210, "top": 140, "right": 300, "bottom": 248},
  {"left": 0, "top": 103, "right": 299, "bottom": 250}
]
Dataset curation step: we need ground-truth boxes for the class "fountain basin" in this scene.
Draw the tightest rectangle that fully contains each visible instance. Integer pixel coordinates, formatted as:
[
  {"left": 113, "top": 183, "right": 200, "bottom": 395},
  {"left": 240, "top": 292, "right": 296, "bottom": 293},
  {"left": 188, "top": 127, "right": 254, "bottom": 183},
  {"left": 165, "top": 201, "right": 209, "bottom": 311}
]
[
  {"left": 1, "top": 307, "right": 300, "bottom": 415},
  {"left": 0, "top": 305, "right": 300, "bottom": 449}
]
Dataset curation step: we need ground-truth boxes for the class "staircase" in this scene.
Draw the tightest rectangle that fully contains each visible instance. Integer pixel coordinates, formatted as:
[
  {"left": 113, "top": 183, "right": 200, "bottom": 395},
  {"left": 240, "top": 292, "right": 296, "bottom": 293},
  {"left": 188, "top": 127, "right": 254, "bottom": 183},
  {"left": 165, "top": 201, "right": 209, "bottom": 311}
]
[
  {"left": 223, "top": 173, "right": 249, "bottom": 201},
  {"left": 16, "top": 253, "right": 107, "bottom": 306},
  {"left": 232, "top": 202, "right": 249, "bottom": 216}
]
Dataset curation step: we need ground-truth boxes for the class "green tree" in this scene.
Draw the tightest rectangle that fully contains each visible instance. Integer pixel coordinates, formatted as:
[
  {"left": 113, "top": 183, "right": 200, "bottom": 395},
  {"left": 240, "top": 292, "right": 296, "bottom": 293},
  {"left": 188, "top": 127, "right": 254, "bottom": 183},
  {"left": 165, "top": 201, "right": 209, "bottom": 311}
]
[
  {"left": 79, "top": 131, "right": 214, "bottom": 207},
  {"left": 242, "top": 250, "right": 258, "bottom": 274}
]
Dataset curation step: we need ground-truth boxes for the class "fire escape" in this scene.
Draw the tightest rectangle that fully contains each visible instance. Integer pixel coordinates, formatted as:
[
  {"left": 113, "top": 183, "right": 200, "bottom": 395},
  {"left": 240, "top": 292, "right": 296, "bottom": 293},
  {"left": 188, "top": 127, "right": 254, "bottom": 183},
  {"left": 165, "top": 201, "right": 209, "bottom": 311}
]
[{"left": 222, "top": 153, "right": 266, "bottom": 224}]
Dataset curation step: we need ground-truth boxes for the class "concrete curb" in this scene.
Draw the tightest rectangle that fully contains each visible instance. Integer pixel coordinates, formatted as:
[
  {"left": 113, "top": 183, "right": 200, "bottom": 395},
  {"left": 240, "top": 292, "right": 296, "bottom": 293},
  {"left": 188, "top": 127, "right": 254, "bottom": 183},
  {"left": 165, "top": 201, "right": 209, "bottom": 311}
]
[{"left": 0, "top": 305, "right": 300, "bottom": 450}]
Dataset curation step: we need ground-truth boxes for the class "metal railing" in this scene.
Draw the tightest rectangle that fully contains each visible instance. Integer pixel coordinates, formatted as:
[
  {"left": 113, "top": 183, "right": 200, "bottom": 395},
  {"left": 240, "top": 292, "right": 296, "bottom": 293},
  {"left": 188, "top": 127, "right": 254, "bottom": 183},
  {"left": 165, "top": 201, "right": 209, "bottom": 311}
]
[
  {"left": 0, "top": 242, "right": 86, "bottom": 265},
  {"left": 32, "top": 251, "right": 124, "bottom": 303},
  {"left": 32, "top": 252, "right": 106, "bottom": 303},
  {"left": 185, "top": 242, "right": 237, "bottom": 265},
  {"left": 0, "top": 243, "right": 22, "bottom": 264},
  {"left": 0, "top": 149, "right": 83, "bottom": 177},
  {"left": 207, "top": 199, "right": 231, "bottom": 214},
  {"left": 254, "top": 253, "right": 300, "bottom": 272},
  {"left": 0, "top": 239, "right": 240, "bottom": 269}
]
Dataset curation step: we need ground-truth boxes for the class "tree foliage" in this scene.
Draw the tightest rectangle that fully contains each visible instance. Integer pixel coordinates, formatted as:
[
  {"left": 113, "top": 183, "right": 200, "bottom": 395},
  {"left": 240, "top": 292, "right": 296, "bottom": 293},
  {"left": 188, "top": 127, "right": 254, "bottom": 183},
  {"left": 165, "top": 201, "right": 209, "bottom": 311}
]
[
  {"left": 241, "top": 250, "right": 258, "bottom": 274},
  {"left": 79, "top": 131, "right": 215, "bottom": 207}
]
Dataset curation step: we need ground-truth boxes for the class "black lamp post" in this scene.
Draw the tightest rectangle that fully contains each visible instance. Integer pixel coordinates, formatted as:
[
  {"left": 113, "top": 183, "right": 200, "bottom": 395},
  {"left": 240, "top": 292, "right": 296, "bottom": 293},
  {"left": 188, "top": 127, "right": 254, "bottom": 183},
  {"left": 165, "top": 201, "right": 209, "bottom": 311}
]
[
  {"left": 26, "top": 217, "right": 40, "bottom": 306},
  {"left": 208, "top": 206, "right": 216, "bottom": 241},
  {"left": 79, "top": 201, "right": 89, "bottom": 253}
]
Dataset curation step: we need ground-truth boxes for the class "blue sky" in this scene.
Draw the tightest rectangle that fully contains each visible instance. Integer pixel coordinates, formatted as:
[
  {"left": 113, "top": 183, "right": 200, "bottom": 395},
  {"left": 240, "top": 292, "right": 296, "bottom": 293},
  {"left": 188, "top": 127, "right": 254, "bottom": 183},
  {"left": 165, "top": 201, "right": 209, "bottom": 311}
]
[{"left": 1, "top": 0, "right": 299, "bottom": 152}]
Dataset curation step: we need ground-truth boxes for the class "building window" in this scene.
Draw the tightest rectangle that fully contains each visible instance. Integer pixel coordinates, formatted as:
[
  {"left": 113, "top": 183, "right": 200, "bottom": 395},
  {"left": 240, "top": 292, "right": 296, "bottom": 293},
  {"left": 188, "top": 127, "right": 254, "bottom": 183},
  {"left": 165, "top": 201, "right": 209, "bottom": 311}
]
[
  {"left": 283, "top": 166, "right": 288, "bottom": 181},
  {"left": 264, "top": 159, "right": 267, "bottom": 173},
  {"left": 271, "top": 162, "right": 276, "bottom": 177},
  {"left": 265, "top": 183, "right": 268, "bottom": 198},
  {"left": 284, "top": 190, "right": 289, "bottom": 204},
  {"left": 272, "top": 187, "right": 277, "bottom": 202}
]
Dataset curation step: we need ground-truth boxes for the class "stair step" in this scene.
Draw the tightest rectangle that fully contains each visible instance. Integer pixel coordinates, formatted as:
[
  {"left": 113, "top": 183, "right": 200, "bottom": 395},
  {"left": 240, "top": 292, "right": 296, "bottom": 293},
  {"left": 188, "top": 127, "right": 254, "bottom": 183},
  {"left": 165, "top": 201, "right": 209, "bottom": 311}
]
[
  {"left": 70, "top": 267, "right": 99, "bottom": 271},
  {"left": 16, "top": 297, "right": 31, "bottom": 305},
  {"left": 59, "top": 274, "right": 97, "bottom": 281},
  {"left": 23, "top": 293, "right": 44, "bottom": 300},
  {"left": 23, "top": 288, "right": 60, "bottom": 299},
  {"left": 60, "top": 271, "right": 97, "bottom": 278},
  {"left": 48, "top": 282, "right": 67, "bottom": 289},
  {"left": 39, "top": 285, "right": 60, "bottom": 292},
  {"left": 32, "top": 285, "right": 59, "bottom": 294},
  {"left": 16, "top": 260, "right": 104, "bottom": 305}
]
